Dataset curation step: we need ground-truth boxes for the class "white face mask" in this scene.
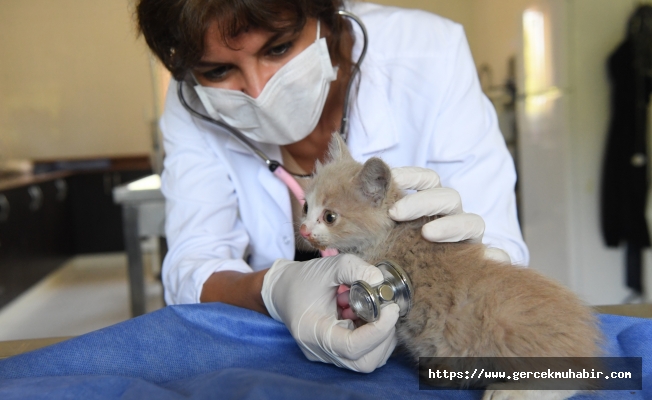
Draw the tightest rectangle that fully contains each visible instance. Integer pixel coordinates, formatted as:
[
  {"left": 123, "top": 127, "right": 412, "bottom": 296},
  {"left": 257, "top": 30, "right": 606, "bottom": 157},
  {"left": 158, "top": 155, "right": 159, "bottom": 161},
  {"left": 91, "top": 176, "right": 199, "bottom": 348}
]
[{"left": 193, "top": 21, "right": 338, "bottom": 145}]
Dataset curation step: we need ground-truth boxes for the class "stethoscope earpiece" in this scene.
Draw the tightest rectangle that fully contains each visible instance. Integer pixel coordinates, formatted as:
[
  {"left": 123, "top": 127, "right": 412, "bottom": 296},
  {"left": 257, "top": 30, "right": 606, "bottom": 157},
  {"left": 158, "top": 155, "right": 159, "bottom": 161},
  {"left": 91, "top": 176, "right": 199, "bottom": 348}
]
[{"left": 349, "top": 260, "right": 413, "bottom": 323}]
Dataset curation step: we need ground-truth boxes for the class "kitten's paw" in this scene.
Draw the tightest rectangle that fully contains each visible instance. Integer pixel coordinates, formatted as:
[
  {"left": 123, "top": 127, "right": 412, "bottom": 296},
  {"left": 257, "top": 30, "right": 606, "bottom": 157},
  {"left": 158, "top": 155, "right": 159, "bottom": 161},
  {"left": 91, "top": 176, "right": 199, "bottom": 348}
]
[{"left": 482, "top": 389, "right": 577, "bottom": 400}]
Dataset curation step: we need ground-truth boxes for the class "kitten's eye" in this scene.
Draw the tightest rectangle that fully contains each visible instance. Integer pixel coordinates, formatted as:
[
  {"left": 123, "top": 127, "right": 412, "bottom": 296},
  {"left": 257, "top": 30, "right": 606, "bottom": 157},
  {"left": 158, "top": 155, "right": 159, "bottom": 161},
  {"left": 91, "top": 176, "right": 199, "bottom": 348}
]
[
  {"left": 302, "top": 202, "right": 308, "bottom": 215},
  {"left": 323, "top": 210, "right": 338, "bottom": 225}
]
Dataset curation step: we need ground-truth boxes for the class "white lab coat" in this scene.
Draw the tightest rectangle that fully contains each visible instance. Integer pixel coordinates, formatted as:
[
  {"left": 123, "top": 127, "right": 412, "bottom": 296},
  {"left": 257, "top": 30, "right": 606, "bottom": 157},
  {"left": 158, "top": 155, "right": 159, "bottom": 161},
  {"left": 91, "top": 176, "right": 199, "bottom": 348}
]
[{"left": 159, "top": 2, "right": 530, "bottom": 305}]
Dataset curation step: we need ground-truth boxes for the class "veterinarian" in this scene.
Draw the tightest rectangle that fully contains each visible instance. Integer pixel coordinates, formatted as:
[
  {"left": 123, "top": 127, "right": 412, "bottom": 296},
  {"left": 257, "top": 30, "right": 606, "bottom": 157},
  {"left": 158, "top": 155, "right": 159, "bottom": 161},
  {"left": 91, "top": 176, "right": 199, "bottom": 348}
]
[{"left": 136, "top": 0, "right": 529, "bottom": 373}]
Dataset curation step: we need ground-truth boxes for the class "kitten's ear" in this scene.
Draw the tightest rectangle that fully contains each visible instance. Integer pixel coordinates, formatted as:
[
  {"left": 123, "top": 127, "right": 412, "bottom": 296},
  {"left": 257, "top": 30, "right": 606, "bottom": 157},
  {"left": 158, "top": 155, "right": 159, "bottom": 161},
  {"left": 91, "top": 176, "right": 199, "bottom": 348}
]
[
  {"left": 355, "top": 158, "right": 391, "bottom": 207},
  {"left": 327, "top": 132, "right": 353, "bottom": 163}
]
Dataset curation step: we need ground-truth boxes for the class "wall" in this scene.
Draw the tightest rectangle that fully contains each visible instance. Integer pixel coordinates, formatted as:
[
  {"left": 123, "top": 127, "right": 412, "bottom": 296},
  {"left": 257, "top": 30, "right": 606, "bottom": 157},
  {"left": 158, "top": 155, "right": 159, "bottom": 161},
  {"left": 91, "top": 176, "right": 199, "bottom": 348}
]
[
  {"left": 0, "top": 0, "right": 471, "bottom": 162},
  {"left": 386, "top": 0, "right": 648, "bottom": 305},
  {"left": 469, "top": 0, "right": 645, "bottom": 305},
  {"left": 0, "top": 0, "right": 153, "bottom": 160},
  {"left": 0, "top": 0, "right": 474, "bottom": 162},
  {"left": 378, "top": 0, "right": 525, "bottom": 90},
  {"left": 566, "top": 0, "right": 646, "bottom": 304},
  {"left": 468, "top": 0, "right": 533, "bottom": 89}
]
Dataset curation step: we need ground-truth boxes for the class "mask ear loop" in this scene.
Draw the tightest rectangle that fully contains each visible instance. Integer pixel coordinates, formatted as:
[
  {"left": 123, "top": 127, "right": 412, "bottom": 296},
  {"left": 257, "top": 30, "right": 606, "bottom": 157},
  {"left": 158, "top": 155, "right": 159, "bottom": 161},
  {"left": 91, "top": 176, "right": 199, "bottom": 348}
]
[{"left": 189, "top": 72, "right": 198, "bottom": 85}]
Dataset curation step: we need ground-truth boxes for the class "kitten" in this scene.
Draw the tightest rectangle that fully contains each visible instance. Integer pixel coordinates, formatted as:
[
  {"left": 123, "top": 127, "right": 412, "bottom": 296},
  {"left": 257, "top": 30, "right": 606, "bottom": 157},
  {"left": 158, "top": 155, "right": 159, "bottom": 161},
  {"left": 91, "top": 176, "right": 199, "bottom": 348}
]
[{"left": 299, "top": 135, "right": 601, "bottom": 400}]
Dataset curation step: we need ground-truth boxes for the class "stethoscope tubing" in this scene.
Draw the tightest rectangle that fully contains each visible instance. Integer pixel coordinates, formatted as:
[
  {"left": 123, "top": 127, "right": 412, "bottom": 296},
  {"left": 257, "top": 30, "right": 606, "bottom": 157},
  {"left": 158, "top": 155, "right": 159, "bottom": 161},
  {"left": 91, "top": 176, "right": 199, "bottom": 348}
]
[
  {"left": 176, "top": 11, "right": 368, "bottom": 257},
  {"left": 177, "top": 10, "right": 367, "bottom": 180},
  {"left": 177, "top": 80, "right": 311, "bottom": 202}
]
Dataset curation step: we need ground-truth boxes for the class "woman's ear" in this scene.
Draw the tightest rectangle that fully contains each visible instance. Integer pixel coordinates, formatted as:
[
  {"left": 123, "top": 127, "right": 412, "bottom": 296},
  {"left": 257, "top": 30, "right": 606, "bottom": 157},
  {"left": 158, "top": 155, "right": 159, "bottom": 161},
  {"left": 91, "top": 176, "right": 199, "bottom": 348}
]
[{"left": 355, "top": 157, "right": 391, "bottom": 207}]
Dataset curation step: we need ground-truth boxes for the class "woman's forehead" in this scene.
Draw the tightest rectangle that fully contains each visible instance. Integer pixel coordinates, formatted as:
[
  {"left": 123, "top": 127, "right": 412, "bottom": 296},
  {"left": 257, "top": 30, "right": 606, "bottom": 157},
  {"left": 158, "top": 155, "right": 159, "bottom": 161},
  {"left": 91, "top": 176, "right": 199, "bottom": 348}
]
[
  {"left": 209, "top": 10, "right": 306, "bottom": 44},
  {"left": 200, "top": 17, "right": 313, "bottom": 60}
]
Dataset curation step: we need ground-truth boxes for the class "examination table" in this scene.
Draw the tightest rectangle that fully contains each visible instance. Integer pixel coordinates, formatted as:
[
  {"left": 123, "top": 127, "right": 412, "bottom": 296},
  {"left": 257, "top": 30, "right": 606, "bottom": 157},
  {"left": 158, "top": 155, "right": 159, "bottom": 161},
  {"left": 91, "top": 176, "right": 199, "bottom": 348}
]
[{"left": 0, "top": 303, "right": 649, "bottom": 399}]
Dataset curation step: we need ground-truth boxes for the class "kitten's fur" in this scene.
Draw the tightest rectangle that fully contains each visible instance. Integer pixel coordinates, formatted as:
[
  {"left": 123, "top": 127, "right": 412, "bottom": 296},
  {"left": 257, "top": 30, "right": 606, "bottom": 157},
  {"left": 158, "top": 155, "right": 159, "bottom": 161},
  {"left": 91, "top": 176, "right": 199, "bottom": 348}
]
[{"left": 300, "top": 135, "right": 601, "bottom": 400}]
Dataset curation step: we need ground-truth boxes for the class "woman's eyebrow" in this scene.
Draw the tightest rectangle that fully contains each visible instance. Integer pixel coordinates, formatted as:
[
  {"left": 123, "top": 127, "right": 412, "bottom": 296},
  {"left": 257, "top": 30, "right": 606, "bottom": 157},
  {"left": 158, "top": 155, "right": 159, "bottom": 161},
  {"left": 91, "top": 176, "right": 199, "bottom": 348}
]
[
  {"left": 196, "top": 31, "right": 294, "bottom": 67},
  {"left": 259, "top": 31, "right": 294, "bottom": 51},
  {"left": 195, "top": 60, "right": 223, "bottom": 67},
  {"left": 195, "top": 60, "right": 226, "bottom": 67}
]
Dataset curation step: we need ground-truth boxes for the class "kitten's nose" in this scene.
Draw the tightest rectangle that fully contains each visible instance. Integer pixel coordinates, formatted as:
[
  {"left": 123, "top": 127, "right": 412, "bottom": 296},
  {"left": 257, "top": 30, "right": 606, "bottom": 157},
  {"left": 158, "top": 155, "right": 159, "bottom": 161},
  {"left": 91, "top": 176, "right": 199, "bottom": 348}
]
[{"left": 299, "top": 224, "right": 311, "bottom": 238}]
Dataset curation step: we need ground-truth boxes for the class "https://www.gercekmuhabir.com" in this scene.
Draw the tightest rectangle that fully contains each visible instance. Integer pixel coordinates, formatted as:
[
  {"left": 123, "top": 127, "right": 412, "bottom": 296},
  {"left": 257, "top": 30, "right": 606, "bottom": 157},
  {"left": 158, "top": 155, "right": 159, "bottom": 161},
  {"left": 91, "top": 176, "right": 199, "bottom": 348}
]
[
  {"left": 418, "top": 357, "right": 642, "bottom": 391},
  {"left": 427, "top": 367, "right": 633, "bottom": 381}
]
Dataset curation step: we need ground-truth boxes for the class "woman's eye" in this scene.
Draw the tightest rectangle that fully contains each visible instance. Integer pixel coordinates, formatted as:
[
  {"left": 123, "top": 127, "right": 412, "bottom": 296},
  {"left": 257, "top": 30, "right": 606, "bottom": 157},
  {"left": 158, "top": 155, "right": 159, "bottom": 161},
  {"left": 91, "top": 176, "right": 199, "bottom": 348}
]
[
  {"left": 302, "top": 202, "right": 308, "bottom": 215},
  {"left": 324, "top": 211, "right": 337, "bottom": 224},
  {"left": 202, "top": 65, "right": 232, "bottom": 81},
  {"left": 268, "top": 42, "right": 292, "bottom": 57}
]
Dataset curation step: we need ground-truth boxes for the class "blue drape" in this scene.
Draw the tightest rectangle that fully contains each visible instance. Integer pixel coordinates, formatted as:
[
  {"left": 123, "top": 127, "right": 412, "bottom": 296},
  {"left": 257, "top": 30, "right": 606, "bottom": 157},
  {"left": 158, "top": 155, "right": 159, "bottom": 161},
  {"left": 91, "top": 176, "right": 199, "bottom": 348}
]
[{"left": 0, "top": 303, "right": 649, "bottom": 399}]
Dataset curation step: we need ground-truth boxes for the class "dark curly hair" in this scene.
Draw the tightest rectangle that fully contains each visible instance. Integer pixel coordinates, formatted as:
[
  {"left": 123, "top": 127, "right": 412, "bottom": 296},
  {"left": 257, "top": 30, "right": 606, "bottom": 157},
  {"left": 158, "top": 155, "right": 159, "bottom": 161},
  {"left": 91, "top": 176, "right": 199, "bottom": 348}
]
[{"left": 136, "top": 0, "right": 353, "bottom": 81}]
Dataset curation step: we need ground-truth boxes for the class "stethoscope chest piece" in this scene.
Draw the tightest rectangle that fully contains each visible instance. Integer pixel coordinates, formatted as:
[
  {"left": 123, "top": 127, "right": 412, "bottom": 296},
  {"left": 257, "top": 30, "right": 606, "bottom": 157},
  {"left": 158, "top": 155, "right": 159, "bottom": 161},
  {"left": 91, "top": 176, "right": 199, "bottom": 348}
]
[{"left": 349, "top": 260, "right": 413, "bottom": 323}]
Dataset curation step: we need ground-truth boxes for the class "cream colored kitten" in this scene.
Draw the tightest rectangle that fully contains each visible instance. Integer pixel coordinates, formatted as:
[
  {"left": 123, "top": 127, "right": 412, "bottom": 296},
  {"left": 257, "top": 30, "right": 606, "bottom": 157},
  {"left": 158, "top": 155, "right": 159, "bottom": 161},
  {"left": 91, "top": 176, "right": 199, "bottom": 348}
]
[{"left": 299, "top": 135, "right": 601, "bottom": 400}]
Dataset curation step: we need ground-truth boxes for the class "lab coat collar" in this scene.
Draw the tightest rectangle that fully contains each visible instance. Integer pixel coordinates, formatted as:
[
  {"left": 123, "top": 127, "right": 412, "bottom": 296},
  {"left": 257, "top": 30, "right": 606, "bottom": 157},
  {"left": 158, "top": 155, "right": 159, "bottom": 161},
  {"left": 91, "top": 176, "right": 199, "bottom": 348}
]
[{"left": 225, "top": 136, "right": 293, "bottom": 223}]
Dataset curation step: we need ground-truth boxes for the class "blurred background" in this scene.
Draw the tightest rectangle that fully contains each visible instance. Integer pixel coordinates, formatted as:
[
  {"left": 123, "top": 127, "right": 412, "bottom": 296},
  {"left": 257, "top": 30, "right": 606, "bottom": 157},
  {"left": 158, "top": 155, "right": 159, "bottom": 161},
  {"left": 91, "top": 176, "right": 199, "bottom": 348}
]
[{"left": 0, "top": 0, "right": 651, "bottom": 341}]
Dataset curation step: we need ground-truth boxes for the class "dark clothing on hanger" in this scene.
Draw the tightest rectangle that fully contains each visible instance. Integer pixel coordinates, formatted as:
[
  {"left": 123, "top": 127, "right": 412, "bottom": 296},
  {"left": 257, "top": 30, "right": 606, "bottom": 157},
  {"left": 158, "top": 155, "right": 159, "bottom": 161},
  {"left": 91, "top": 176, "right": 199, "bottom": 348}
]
[{"left": 601, "top": 39, "right": 652, "bottom": 293}]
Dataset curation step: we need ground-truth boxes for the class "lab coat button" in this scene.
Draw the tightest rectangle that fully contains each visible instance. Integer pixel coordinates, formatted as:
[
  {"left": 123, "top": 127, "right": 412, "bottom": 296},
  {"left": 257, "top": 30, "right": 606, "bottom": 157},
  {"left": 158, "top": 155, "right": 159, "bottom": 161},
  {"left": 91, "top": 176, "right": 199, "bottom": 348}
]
[{"left": 283, "top": 236, "right": 291, "bottom": 245}]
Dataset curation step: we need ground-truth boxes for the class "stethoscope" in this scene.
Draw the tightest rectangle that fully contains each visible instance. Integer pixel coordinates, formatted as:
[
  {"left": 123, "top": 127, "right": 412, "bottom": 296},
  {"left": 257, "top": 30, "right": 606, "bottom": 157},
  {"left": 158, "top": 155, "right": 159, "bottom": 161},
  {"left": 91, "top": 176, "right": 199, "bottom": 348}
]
[
  {"left": 177, "top": 10, "right": 368, "bottom": 205},
  {"left": 177, "top": 11, "right": 413, "bottom": 322}
]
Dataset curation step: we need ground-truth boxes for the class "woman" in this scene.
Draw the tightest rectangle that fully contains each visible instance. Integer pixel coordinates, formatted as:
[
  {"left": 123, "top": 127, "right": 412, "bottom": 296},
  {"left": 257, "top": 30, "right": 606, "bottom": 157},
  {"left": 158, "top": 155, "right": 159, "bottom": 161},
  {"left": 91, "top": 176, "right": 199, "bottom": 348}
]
[{"left": 136, "top": 0, "right": 528, "bottom": 373}]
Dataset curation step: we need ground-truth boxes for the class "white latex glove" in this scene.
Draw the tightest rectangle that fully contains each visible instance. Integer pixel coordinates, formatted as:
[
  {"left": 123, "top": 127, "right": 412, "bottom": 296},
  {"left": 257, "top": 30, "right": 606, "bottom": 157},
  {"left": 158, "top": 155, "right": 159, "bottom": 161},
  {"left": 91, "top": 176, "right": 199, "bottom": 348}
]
[
  {"left": 389, "top": 167, "right": 511, "bottom": 263},
  {"left": 262, "top": 254, "right": 400, "bottom": 373}
]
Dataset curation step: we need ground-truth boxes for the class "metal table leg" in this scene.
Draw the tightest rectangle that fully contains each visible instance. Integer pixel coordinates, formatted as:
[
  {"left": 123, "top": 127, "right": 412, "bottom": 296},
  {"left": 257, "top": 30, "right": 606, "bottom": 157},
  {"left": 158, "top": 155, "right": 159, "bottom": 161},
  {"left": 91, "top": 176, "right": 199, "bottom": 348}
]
[{"left": 122, "top": 204, "right": 145, "bottom": 317}]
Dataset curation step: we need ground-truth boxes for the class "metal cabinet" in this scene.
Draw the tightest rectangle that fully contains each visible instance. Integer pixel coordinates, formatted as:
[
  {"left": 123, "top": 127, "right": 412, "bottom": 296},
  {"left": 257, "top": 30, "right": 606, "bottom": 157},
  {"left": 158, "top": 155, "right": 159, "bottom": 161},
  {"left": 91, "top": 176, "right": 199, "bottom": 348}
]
[
  {"left": 66, "top": 171, "right": 151, "bottom": 254},
  {"left": 0, "top": 168, "right": 151, "bottom": 308},
  {"left": 0, "top": 180, "right": 71, "bottom": 308}
]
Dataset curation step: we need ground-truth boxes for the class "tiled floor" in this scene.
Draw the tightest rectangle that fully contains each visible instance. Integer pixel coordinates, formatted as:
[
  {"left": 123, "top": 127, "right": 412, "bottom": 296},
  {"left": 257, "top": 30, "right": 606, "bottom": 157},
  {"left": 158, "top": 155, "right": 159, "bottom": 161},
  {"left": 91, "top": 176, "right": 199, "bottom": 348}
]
[{"left": 0, "top": 252, "right": 165, "bottom": 341}]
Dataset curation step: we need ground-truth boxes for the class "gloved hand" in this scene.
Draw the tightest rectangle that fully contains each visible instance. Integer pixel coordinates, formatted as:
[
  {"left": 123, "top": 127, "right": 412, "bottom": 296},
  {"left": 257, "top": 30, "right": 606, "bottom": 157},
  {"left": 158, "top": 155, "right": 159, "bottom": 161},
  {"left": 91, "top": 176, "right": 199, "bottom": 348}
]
[
  {"left": 389, "top": 167, "right": 511, "bottom": 263},
  {"left": 262, "top": 254, "right": 400, "bottom": 373}
]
